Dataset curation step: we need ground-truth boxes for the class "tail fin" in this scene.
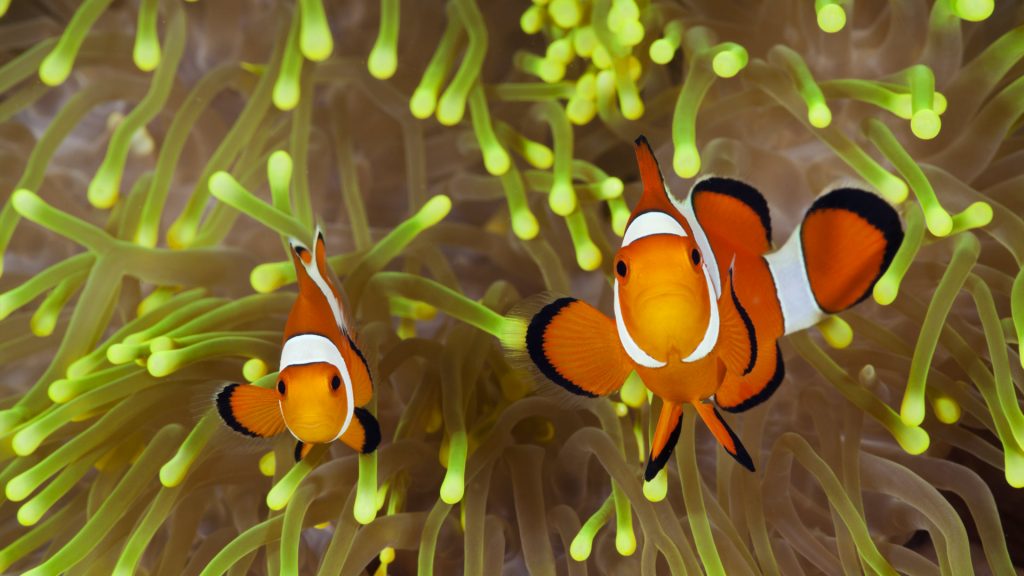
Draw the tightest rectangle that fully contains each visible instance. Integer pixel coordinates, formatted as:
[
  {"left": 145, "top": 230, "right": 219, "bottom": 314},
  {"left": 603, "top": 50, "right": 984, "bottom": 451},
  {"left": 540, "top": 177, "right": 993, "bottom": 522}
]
[{"left": 767, "top": 187, "right": 903, "bottom": 334}]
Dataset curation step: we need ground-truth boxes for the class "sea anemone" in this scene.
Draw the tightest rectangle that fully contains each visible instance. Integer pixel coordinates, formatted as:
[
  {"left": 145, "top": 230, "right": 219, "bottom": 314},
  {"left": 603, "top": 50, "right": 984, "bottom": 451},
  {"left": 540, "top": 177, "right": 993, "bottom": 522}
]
[{"left": 0, "top": 0, "right": 1022, "bottom": 574}]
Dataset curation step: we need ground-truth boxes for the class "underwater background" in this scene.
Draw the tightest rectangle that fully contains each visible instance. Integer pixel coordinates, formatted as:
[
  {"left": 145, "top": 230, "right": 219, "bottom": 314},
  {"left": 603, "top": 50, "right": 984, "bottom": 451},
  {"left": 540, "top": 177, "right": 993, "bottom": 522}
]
[{"left": 1, "top": 0, "right": 1023, "bottom": 574}]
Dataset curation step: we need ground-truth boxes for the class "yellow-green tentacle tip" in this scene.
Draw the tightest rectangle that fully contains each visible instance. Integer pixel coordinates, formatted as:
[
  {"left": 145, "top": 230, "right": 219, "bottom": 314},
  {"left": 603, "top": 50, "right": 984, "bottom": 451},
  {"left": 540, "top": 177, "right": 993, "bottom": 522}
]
[
  {"left": 932, "top": 394, "right": 961, "bottom": 424},
  {"left": 816, "top": 2, "right": 846, "bottom": 33},
  {"left": 808, "top": 102, "right": 833, "bottom": 128},
  {"left": 548, "top": 0, "right": 581, "bottom": 28},
  {"left": 368, "top": 0, "right": 400, "bottom": 79},
  {"left": 910, "top": 109, "right": 941, "bottom": 140},
  {"left": 12, "top": 428, "right": 43, "bottom": 457},
  {"left": 520, "top": 5, "right": 544, "bottom": 34},
  {"left": 298, "top": 0, "right": 333, "bottom": 61},
  {"left": 569, "top": 495, "right": 613, "bottom": 561},
  {"left": 674, "top": 144, "right": 701, "bottom": 178},
  {"left": 420, "top": 194, "right": 453, "bottom": 226},
  {"left": 368, "top": 47, "right": 398, "bottom": 80},
  {"left": 948, "top": 202, "right": 993, "bottom": 234},
  {"left": 243, "top": 358, "right": 269, "bottom": 382},
  {"left": 512, "top": 212, "right": 539, "bottom": 240},
  {"left": 893, "top": 425, "right": 930, "bottom": 455},
  {"left": 440, "top": 448, "right": 466, "bottom": 504},
  {"left": 817, "top": 316, "right": 853, "bottom": 349},
  {"left": 711, "top": 44, "right": 748, "bottom": 79},
  {"left": 251, "top": 262, "right": 291, "bottom": 293},
  {"left": 0, "top": 0, "right": 10, "bottom": 17},
  {"left": 259, "top": 451, "right": 276, "bottom": 476},
  {"left": 643, "top": 467, "right": 668, "bottom": 502},
  {"left": 133, "top": 0, "right": 161, "bottom": 71},
  {"left": 354, "top": 453, "right": 378, "bottom": 524},
  {"left": 38, "top": 51, "right": 73, "bottom": 87},
  {"left": 619, "top": 371, "right": 645, "bottom": 408},
  {"left": 873, "top": 205, "right": 924, "bottom": 304},
  {"left": 1006, "top": 449, "right": 1024, "bottom": 488},
  {"left": 953, "top": 0, "right": 994, "bottom": 21}
]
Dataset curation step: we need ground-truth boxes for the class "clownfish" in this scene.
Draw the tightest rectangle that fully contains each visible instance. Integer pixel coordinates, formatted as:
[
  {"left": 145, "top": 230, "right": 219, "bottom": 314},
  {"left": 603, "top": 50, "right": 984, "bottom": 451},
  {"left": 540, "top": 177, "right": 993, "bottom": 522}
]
[
  {"left": 215, "top": 229, "right": 380, "bottom": 461},
  {"left": 512, "top": 136, "right": 902, "bottom": 479}
]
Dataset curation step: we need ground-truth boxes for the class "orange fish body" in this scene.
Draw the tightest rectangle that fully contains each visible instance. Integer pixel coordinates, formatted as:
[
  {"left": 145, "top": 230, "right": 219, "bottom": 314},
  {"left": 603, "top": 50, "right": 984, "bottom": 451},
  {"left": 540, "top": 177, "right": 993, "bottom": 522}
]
[
  {"left": 516, "top": 137, "right": 903, "bottom": 479},
  {"left": 216, "top": 230, "right": 380, "bottom": 461}
]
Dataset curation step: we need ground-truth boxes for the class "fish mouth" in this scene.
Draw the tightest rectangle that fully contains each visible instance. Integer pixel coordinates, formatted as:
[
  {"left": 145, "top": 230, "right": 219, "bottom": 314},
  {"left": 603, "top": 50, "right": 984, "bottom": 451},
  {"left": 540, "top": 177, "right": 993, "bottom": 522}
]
[
  {"left": 630, "top": 286, "right": 702, "bottom": 312},
  {"left": 285, "top": 418, "right": 342, "bottom": 444}
]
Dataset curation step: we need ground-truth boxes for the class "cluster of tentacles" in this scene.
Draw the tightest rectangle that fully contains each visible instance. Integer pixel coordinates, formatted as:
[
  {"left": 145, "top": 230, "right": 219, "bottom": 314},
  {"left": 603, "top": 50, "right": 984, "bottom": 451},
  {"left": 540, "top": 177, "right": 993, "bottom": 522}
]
[{"left": 0, "top": 0, "right": 1022, "bottom": 574}]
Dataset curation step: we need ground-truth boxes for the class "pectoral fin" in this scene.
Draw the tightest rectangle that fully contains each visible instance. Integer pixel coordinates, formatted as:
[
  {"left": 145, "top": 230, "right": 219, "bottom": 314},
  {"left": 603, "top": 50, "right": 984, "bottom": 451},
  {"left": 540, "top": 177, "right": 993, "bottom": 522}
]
[
  {"left": 645, "top": 401, "right": 684, "bottom": 481},
  {"left": 339, "top": 407, "right": 381, "bottom": 454},
  {"left": 215, "top": 384, "right": 286, "bottom": 438},
  {"left": 517, "top": 297, "right": 633, "bottom": 397},
  {"left": 718, "top": 267, "right": 757, "bottom": 377}
]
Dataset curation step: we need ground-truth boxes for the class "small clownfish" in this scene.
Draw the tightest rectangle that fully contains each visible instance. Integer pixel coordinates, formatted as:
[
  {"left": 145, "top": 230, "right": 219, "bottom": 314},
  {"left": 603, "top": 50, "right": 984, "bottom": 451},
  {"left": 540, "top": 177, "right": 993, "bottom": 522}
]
[
  {"left": 215, "top": 229, "right": 380, "bottom": 461},
  {"left": 512, "top": 136, "right": 902, "bottom": 479}
]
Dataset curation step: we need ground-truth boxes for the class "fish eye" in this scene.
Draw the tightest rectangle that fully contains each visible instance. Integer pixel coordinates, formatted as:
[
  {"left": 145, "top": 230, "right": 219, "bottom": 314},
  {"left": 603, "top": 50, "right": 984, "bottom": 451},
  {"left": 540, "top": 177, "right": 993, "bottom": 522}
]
[
  {"left": 691, "top": 249, "right": 701, "bottom": 266},
  {"left": 616, "top": 260, "right": 627, "bottom": 277},
  {"left": 331, "top": 376, "right": 341, "bottom": 391},
  {"left": 277, "top": 380, "right": 286, "bottom": 395}
]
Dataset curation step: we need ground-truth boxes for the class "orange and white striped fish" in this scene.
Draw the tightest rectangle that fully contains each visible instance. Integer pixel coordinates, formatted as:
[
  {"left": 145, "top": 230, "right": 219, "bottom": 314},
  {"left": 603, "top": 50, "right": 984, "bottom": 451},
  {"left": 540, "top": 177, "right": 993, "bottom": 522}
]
[
  {"left": 512, "top": 136, "right": 902, "bottom": 479},
  {"left": 216, "top": 229, "right": 380, "bottom": 461}
]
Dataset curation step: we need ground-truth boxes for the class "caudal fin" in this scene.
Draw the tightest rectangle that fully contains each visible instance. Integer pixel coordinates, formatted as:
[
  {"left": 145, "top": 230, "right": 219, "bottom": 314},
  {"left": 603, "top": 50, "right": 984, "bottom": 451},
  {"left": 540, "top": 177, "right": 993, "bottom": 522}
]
[{"left": 767, "top": 187, "right": 903, "bottom": 334}]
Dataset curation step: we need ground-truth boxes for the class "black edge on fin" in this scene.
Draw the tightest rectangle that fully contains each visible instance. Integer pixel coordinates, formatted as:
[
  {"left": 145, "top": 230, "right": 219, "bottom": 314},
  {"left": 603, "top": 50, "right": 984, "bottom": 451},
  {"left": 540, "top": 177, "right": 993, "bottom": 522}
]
[
  {"left": 729, "top": 267, "right": 758, "bottom": 375},
  {"left": 294, "top": 441, "right": 305, "bottom": 462},
  {"left": 347, "top": 334, "right": 372, "bottom": 382},
  {"left": 804, "top": 188, "right": 904, "bottom": 308},
  {"left": 525, "top": 297, "right": 598, "bottom": 398},
  {"left": 216, "top": 384, "right": 259, "bottom": 438},
  {"left": 712, "top": 407, "right": 755, "bottom": 471},
  {"left": 644, "top": 411, "right": 684, "bottom": 482},
  {"left": 354, "top": 407, "right": 381, "bottom": 454},
  {"left": 719, "top": 343, "right": 785, "bottom": 414},
  {"left": 693, "top": 177, "right": 772, "bottom": 245}
]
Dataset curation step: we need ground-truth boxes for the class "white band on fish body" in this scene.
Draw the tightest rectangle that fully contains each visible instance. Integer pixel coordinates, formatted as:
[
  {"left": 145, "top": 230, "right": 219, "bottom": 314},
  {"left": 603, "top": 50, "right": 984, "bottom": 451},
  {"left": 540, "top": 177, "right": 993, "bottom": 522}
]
[
  {"left": 765, "top": 225, "right": 825, "bottom": 334},
  {"left": 680, "top": 198, "right": 722, "bottom": 300},
  {"left": 614, "top": 282, "right": 667, "bottom": 368},
  {"left": 681, "top": 263, "right": 720, "bottom": 363},
  {"left": 621, "top": 211, "right": 688, "bottom": 247},
  {"left": 279, "top": 333, "right": 355, "bottom": 438}
]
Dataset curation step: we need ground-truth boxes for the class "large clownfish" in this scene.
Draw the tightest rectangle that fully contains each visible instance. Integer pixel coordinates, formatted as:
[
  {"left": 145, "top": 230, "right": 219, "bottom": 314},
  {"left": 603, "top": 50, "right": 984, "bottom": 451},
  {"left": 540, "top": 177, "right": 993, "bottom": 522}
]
[
  {"left": 215, "top": 229, "right": 380, "bottom": 461},
  {"left": 512, "top": 136, "right": 902, "bottom": 479}
]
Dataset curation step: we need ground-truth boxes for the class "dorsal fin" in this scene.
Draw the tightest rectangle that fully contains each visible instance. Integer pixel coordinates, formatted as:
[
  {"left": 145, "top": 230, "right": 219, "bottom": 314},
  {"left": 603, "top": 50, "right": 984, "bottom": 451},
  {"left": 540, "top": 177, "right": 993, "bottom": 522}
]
[
  {"left": 630, "top": 136, "right": 688, "bottom": 225},
  {"left": 290, "top": 231, "right": 346, "bottom": 333}
]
